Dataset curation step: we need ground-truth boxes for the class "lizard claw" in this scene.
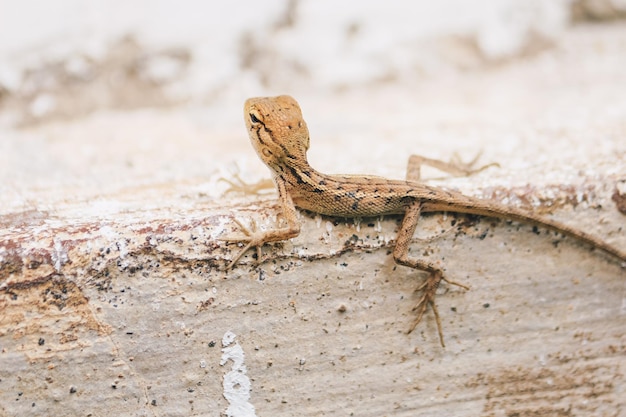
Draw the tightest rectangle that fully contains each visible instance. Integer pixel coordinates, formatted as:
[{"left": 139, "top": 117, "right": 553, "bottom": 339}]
[
  {"left": 219, "top": 218, "right": 265, "bottom": 269},
  {"left": 407, "top": 272, "right": 469, "bottom": 347},
  {"left": 219, "top": 173, "right": 275, "bottom": 195}
]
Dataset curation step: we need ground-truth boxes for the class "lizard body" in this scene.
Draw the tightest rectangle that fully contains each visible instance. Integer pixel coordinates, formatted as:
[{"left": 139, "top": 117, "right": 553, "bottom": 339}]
[
  {"left": 273, "top": 164, "right": 623, "bottom": 258},
  {"left": 223, "top": 95, "right": 626, "bottom": 346}
]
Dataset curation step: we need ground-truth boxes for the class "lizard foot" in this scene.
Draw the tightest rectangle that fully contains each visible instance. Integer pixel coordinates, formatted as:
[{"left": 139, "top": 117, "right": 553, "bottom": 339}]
[
  {"left": 219, "top": 173, "right": 275, "bottom": 195},
  {"left": 219, "top": 218, "right": 266, "bottom": 269},
  {"left": 448, "top": 151, "right": 500, "bottom": 176},
  {"left": 407, "top": 272, "right": 470, "bottom": 347}
]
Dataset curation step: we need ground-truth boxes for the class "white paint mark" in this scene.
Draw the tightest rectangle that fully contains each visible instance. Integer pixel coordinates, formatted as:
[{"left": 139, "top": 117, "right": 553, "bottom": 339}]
[
  {"left": 323, "top": 220, "right": 334, "bottom": 244},
  {"left": 220, "top": 331, "right": 256, "bottom": 417},
  {"left": 51, "top": 238, "right": 68, "bottom": 272},
  {"left": 315, "top": 214, "right": 322, "bottom": 228}
]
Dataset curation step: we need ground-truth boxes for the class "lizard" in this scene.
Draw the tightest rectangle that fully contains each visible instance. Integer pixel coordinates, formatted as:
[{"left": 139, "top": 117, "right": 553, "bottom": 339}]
[{"left": 221, "top": 94, "right": 626, "bottom": 347}]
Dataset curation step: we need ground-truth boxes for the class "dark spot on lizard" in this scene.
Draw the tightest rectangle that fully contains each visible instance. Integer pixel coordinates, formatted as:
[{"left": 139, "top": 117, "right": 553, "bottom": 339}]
[
  {"left": 288, "top": 166, "right": 305, "bottom": 184},
  {"left": 346, "top": 191, "right": 356, "bottom": 199},
  {"left": 352, "top": 201, "right": 359, "bottom": 211},
  {"left": 312, "top": 187, "right": 324, "bottom": 194},
  {"left": 334, "top": 195, "right": 342, "bottom": 201},
  {"left": 319, "top": 180, "right": 327, "bottom": 186}
]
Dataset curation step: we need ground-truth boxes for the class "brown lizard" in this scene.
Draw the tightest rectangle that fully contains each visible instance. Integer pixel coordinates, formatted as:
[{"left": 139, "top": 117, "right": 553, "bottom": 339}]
[{"left": 221, "top": 95, "right": 626, "bottom": 347}]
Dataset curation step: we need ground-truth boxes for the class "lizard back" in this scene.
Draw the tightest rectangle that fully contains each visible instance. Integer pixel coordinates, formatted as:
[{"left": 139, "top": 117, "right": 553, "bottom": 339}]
[{"left": 283, "top": 168, "right": 626, "bottom": 262}]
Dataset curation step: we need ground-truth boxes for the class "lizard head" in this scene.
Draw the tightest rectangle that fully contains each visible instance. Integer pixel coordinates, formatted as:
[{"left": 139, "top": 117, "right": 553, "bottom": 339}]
[{"left": 244, "top": 95, "right": 310, "bottom": 171}]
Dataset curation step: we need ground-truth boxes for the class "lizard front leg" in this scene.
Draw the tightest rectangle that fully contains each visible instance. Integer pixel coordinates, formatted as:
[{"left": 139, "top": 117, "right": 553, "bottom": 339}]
[
  {"left": 393, "top": 201, "right": 469, "bottom": 347},
  {"left": 220, "top": 173, "right": 275, "bottom": 195},
  {"left": 221, "top": 177, "right": 300, "bottom": 269}
]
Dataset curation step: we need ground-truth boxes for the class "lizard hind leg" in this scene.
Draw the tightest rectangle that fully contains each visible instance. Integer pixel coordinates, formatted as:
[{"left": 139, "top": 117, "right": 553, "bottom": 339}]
[
  {"left": 405, "top": 152, "right": 499, "bottom": 181},
  {"left": 393, "top": 201, "right": 469, "bottom": 347}
]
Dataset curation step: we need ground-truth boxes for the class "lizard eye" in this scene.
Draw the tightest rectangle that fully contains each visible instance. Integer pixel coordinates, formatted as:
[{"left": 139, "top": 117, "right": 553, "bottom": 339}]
[{"left": 249, "top": 113, "right": 261, "bottom": 124}]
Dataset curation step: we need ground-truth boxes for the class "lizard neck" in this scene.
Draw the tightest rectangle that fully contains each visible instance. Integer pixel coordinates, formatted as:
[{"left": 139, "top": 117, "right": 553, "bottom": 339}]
[{"left": 275, "top": 155, "right": 325, "bottom": 187}]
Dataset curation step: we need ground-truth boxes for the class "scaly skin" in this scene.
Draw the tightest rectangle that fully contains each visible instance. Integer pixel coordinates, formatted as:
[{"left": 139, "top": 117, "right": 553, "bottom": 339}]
[{"left": 222, "top": 95, "right": 626, "bottom": 347}]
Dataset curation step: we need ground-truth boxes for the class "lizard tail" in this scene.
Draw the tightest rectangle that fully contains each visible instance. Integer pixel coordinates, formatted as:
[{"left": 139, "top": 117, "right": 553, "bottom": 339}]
[{"left": 422, "top": 197, "right": 626, "bottom": 264}]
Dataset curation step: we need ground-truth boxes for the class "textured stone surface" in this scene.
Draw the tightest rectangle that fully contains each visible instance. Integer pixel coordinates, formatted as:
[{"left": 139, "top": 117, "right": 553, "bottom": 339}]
[{"left": 1, "top": 4, "right": 626, "bottom": 416}]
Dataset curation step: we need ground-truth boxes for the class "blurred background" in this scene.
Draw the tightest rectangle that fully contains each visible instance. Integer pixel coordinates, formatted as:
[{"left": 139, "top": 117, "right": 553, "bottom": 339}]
[
  {"left": 3, "top": 0, "right": 621, "bottom": 124},
  {"left": 1, "top": 0, "right": 625, "bottom": 212}
]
